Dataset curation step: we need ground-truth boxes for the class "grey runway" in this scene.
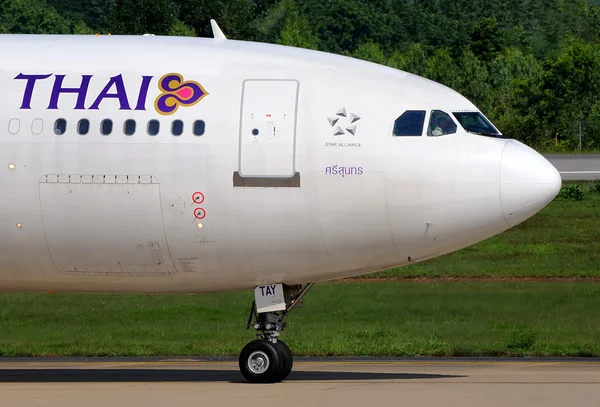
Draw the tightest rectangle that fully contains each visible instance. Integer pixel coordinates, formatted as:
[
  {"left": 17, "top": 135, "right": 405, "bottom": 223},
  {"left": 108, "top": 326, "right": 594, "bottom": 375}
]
[
  {"left": 0, "top": 360, "right": 598, "bottom": 407},
  {"left": 545, "top": 154, "right": 600, "bottom": 180}
]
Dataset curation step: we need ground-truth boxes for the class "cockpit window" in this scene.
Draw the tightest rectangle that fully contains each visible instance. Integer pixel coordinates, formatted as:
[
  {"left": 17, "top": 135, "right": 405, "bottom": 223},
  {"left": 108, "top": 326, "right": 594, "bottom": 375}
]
[
  {"left": 452, "top": 112, "right": 502, "bottom": 137},
  {"left": 393, "top": 110, "right": 426, "bottom": 137},
  {"left": 427, "top": 110, "right": 457, "bottom": 137}
]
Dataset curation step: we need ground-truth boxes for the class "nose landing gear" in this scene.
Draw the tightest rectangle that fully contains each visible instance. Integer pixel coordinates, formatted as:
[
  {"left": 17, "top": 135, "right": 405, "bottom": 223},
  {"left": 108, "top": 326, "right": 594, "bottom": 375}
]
[
  {"left": 239, "top": 283, "right": 314, "bottom": 383},
  {"left": 239, "top": 338, "right": 293, "bottom": 383},
  {"left": 239, "top": 339, "right": 283, "bottom": 383}
]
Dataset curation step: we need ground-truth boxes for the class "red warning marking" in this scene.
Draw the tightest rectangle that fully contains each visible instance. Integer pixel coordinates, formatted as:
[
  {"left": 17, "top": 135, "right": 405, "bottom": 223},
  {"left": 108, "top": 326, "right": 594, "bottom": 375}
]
[
  {"left": 194, "top": 208, "right": 206, "bottom": 220},
  {"left": 192, "top": 192, "right": 205, "bottom": 204},
  {"left": 266, "top": 114, "right": 272, "bottom": 117}
]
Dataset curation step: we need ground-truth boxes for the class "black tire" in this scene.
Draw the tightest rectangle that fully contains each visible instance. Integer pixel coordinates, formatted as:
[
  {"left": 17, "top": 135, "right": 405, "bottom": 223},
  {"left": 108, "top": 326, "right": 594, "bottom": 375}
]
[
  {"left": 239, "top": 339, "right": 283, "bottom": 383},
  {"left": 273, "top": 340, "right": 293, "bottom": 381}
]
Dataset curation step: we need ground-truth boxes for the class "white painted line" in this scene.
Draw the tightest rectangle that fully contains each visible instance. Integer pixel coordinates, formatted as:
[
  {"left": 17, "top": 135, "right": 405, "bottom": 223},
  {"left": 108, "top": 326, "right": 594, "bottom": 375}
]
[{"left": 559, "top": 171, "right": 600, "bottom": 174}]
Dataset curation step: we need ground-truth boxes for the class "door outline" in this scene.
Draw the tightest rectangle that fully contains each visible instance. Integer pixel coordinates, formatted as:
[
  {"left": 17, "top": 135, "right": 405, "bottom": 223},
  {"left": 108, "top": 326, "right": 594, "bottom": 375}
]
[{"left": 236, "top": 79, "right": 301, "bottom": 181}]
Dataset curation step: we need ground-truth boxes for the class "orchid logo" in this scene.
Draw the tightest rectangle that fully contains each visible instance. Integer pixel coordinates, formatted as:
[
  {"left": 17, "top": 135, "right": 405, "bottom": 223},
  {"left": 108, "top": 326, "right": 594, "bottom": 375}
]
[{"left": 154, "top": 73, "right": 208, "bottom": 116}]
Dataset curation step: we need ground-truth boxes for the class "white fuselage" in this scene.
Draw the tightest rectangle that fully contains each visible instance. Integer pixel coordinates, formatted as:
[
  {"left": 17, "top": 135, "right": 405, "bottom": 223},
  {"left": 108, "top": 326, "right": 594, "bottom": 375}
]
[{"left": 0, "top": 35, "right": 561, "bottom": 293}]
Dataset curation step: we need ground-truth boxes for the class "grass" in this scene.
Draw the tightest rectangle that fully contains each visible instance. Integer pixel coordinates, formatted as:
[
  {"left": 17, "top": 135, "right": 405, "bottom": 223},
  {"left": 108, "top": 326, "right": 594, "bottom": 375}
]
[
  {"left": 367, "top": 184, "right": 600, "bottom": 279},
  {"left": 0, "top": 281, "right": 599, "bottom": 357}
]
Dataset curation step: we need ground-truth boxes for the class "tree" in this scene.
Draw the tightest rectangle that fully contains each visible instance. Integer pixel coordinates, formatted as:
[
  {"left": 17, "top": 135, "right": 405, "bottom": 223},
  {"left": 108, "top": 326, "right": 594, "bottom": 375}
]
[
  {"left": 169, "top": 18, "right": 196, "bottom": 36},
  {"left": 111, "top": 0, "right": 178, "bottom": 35},
  {"left": 73, "top": 20, "right": 96, "bottom": 34},
  {"left": 47, "top": 0, "right": 115, "bottom": 32},
  {"left": 455, "top": 48, "right": 493, "bottom": 114},
  {"left": 488, "top": 48, "right": 543, "bottom": 140},
  {"left": 174, "top": 0, "right": 256, "bottom": 40},
  {"left": 422, "top": 48, "right": 461, "bottom": 91},
  {"left": 387, "top": 43, "right": 429, "bottom": 77},
  {"left": 0, "top": 0, "right": 71, "bottom": 34},
  {"left": 296, "top": 0, "right": 396, "bottom": 53},
  {"left": 276, "top": 0, "right": 318, "bottom": 49},
  {"left": 255, "top": 0, "right": 288, "bottom": 43},
  {"left": 534, "top": 39, "right": 600, "bottom": 149},
  {"left": 352, "top": 42, "right": 386, "bottom": 64},
  {"left": 470, "top": 17, "right": 504, "bottom": 63}
]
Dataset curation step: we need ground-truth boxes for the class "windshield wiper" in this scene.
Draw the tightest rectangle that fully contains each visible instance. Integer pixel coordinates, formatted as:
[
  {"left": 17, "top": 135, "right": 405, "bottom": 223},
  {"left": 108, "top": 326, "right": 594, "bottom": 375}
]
[{"left": 467, "top": 131, "right": 511, "bottom": 139}]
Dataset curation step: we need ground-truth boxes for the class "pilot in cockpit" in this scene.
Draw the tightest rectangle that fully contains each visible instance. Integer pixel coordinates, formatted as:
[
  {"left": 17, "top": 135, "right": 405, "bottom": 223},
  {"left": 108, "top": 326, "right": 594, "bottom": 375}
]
[
  {"left": 429, "top": 110, "right": 458, "bottom": 137},
  {"left": 431, "top": 116, "right": 451, "bottom": 136}
]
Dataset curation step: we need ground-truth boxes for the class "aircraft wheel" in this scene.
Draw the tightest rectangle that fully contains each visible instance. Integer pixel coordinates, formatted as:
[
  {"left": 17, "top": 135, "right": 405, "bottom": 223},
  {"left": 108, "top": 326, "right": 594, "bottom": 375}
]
[
  {"left": 273, "top": 340, "right": 293, "bottom": 381},
  {"left": 239, "top": 339, "right": 283, "bottom": 383}
]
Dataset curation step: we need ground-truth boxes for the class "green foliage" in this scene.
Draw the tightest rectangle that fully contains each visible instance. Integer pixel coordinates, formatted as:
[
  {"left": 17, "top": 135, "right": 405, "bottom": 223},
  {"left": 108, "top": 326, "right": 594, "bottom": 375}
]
[
  {"left": 72, "top": 21, "right": 96, "bottom": 34},
  {"left": 47, "top": 0, "right": 115, "bottom": 32},
  {"left": 294, "top": 0, "right": 398, "bottom": 54},
  {"left": 111, "top": 0, "right": 178, "bottom": 35},
  {"left": 590, "top": 179, "right": 600, "bottom": 194},
  {"left": 559, "top": 184, "right": 585, "bottom": 201},
  {"left": 175, "top": 0, "right": 257, "bottom": 40},
  {"left": 455, "top": 48, "right": 494, "bottom": 114},
  {"left": 470, "top": 17, "right": 504, "bottom": 63},
  {"left": 169, "top": 19, "right": 196, "bottom": 37},
  {"left": 351, "top": 42, "right": 386, "bottom": 64},
  {"left": 0, "top": 0, "right": 71, "bottom": 34},
  {"left": 388, "top": 43, "right": 429, "bottom": 76},
  {"left": 276, "top": 0, "right": 318, "bottom": 49},
  {"left": 534, "top": 39, "right": 600, "bottom": 147}
]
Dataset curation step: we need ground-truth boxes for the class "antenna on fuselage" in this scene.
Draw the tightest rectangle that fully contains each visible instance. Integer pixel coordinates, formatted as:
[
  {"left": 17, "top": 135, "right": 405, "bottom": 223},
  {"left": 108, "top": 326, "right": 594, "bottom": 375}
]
[{"left": 210, "top": 19, "right": 227, "bottom": 40}]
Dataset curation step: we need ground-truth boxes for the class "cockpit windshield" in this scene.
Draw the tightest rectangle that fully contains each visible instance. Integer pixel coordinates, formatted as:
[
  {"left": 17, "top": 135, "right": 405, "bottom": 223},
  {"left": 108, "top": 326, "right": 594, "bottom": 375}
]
[{"left": 452, "top": 112, "right": 505, "bottom": 138}]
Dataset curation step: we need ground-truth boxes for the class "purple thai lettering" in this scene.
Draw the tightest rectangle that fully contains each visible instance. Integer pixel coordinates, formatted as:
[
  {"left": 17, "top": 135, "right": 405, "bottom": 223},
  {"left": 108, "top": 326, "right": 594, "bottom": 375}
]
[
  {"left": 89, "top": 74, "right": 131, "bottom": 110},
  {"left": 325, "top": 165, "right": 364, "bottom": 177},
  {"left": 48, "top": 75, "right": 93, "bottom": 110},
  {"left": 14, "top": 73, "right": 52, "bottom": 109},
  {"left": 135, "top": 76, "right": 153, "bottom": 111}
]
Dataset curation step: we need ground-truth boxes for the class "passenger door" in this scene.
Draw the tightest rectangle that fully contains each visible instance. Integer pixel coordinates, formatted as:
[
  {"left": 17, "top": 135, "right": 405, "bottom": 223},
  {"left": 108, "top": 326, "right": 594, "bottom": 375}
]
[{"left": 238, "top": 80, "right": 299, "bottom": 178}]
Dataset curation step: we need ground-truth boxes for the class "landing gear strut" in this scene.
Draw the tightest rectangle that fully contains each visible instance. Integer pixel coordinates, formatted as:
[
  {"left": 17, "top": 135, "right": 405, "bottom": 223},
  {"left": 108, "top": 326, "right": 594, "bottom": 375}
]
[{"left": 239, "top": 283, "right": 314, "bottom": 383}]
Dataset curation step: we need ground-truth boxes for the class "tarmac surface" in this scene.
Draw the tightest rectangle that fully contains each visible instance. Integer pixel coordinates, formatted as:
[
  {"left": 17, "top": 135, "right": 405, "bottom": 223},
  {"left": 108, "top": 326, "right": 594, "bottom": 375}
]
[
  {"left": 545, "top": 154, "right": 600, "bottom": 180},
  {"left": 0, "top": 359, "right": 598, "bottom": 407}
]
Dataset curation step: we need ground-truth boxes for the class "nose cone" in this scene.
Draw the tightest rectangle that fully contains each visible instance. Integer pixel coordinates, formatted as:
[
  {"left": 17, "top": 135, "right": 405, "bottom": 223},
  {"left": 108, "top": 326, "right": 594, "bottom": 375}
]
[{"left": 501, "top": 141, "right": 562, "bottom": 227}]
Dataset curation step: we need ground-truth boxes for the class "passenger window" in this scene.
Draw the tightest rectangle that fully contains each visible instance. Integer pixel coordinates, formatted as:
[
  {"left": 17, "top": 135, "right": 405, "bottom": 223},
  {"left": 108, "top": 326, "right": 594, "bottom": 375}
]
[
  {"left": 171, "top": 120, "right": 183, "bottom": 136},
  {"left": 100, "top": 119, "right": 113, "bottom": 135},
  {"left": 32, "top": 118, "right": 44, "bottom": 135},
  {"left": 193, "top": 120, "right": 205, "bottom": 136},
  {"left": 148, "top": 120, "right": 160, "bottom": 136},
  {"left": 124, "top": 119, "right": 136, "bottom": 136},
  {"left": 393, "top": 111, "right": 426, "bottom": 137},
  {"left": 54, "top": 119, "right": 67, "bottom": 135},
  {"left": 428, "top": 110, "right": 457, "bottom": 137},
  {"left": 8, "top": 119, "right": 20, "bottom": 135},
  {"left": 78, "top": 119, "right": 90, "bottom": 135}
]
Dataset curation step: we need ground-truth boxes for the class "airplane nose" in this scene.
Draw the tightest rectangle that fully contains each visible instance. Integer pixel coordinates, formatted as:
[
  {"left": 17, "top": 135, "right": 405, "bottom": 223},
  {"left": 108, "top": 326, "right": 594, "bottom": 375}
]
[{"left": 500, "top": 141, "right": 562, "bottom": 227}]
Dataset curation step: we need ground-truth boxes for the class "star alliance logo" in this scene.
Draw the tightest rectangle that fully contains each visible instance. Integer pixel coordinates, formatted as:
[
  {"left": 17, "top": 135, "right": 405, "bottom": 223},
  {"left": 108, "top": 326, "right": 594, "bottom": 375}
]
[{"left": 327, "top": 107, "right": 361, "bottom": 136}]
